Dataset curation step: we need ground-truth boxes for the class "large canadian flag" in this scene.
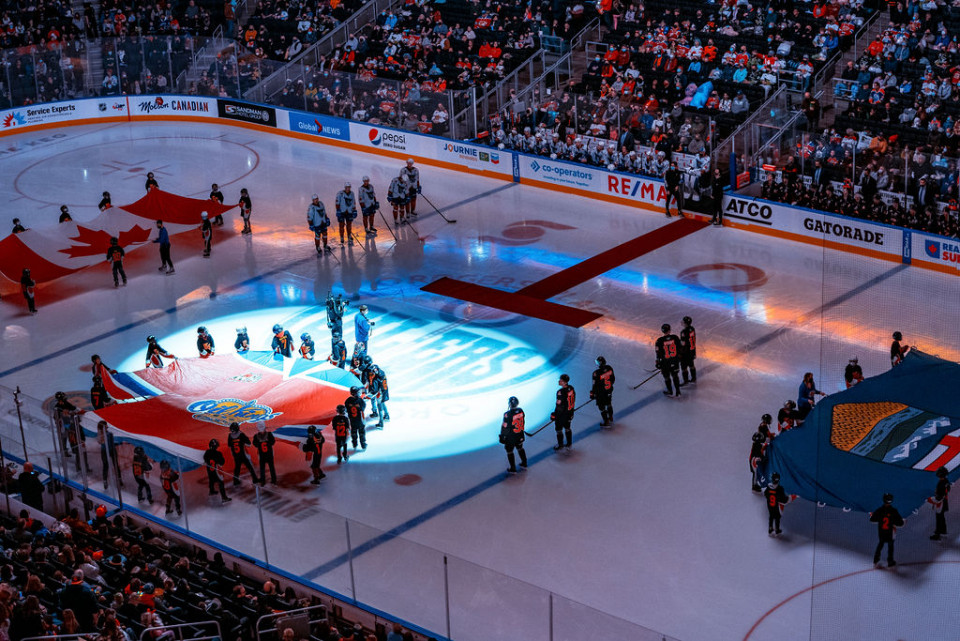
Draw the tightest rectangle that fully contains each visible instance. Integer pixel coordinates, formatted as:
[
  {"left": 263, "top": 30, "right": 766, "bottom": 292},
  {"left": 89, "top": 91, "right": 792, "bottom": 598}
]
[{"left": 0, "top": 190, "right": 236, "bottom": 282}]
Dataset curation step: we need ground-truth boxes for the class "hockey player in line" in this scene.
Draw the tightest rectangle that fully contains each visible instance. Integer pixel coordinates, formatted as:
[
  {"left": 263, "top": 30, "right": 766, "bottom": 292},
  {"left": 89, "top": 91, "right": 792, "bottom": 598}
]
[
  {"left": 308, "top": 194, "right": 332, "bottom": 254},
  {"left": 336, "top": 182, "right": 358, "bottom": 246},
  {"left": 778, "top": 400, "right": 797, "bottom": 433},
  {"left": 679, "top": 316, "right": 696, "bottom": 386},
  {"left": 358, "top": 176, "right": 379, "bottom": 236},
  {"left": 750, "top": 431, "right": 766, "bottom": 493},
  {"left": 252, "top": 422, "right": 277, "bottom": 486},
  {"left": 763, "top": 473, "right": 797, "bottom": 537},
  {"left": 345, "top": 387, "right": 367, "bottom": 450},
  {"left": 303, "top": 425, "right": 326, "bottom": 483},
  {"left": 655, "top": 324, "right": 683, "bottom": 397},
  {"left": 591, "top": 356, "right": 615, "bottom": 427},
  {"left": 227, "top": 422, "right": 259, "bottom": 486},
  {"left": 326, "top": 292, "right": 348, "bottom": 334},
  {"left": 552, "top": 374, "right": 575, "bottom": 451},
  {"left": 400, "top": 159, "right": 421, "bottom": 217},
  {"left": 499, "top": 396, "right": 528, "bottom": 474},
  {"left": 159, "top": 460, "right": 181, "bottom": 516},
  {"left": 388, "top": 175, "right": 410, "bottom": 226}
]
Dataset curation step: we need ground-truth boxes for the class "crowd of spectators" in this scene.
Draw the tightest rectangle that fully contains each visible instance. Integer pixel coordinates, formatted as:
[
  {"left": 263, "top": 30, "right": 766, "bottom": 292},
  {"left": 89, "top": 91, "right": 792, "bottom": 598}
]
[
  {"left": 0, "top": 506, "right": 419, "bottom": 641},
  {"left": 754, "top": 0, "right": 960, "bottom": 240},
  {"left": 239, "top": 0, "right": 363, "bottom": 61}
]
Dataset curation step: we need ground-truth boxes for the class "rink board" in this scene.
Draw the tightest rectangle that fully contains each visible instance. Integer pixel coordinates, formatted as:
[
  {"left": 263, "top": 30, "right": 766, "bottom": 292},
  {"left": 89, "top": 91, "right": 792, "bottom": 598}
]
[{"left": 0, "top": 94, "right": 953, "bottom": 275}]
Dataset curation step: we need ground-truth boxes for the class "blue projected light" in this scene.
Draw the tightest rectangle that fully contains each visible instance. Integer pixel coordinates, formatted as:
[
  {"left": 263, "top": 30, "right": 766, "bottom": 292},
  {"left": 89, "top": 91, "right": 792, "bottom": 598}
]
[{"left": 117, "top": 303, "right": 570, "bottom": 463}]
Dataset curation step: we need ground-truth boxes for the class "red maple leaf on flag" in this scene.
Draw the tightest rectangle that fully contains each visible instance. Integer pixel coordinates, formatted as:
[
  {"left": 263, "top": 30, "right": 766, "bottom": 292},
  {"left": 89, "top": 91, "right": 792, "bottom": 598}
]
[{"left": 58, "top": 225, "right": 153, "bottom": 258}]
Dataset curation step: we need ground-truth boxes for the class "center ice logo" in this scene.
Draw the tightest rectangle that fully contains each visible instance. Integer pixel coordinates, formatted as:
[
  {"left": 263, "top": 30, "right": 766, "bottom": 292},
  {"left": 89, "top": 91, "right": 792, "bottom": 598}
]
[
  {"left": 186, "top": 398, "right": 283, "bottom": 426},
  {"left": 831, "top": 402, "right": 956, "bottom": 471}
]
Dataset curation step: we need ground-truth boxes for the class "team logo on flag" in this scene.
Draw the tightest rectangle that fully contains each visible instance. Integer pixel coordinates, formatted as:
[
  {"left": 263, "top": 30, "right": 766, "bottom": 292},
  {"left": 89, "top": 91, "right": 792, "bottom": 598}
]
[
  {"left": 230, "top": 373, "right": 262, "bottom": 383},
  {"left": 831, "top": 402, "right": 956, "bottom": 471},
  {"left": 186, "top": 398, "right": 283, "bottom": 426}
]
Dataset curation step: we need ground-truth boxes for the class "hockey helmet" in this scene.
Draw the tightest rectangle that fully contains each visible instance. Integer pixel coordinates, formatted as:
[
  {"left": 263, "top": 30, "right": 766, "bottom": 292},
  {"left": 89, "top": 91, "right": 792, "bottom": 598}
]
[
  {"left": 363, "top": 355, "right": 373, "bottom": 366},
  {"left": 307, "top": 425, "right": 317, "bottom": 435},
  {"left": 784, "top": 400, "right": 796, "bottom": 409},
  {"left": 332, "top": 330, "right": 342, "bottom": 340},
  {"left": 350, "top": 386, "right": 360, "bottom": 396},
  {"left": 596, "top": 355, "right": 606, "bottom": 367},
  {"left": 60, "top": 205, "right": 69, "bottom": 212},
  {"left": 752, "top": 432, "right": 765, "bottom": 443},
  {"left": 682, "top": 316, "right": 693, "bottom": 326},
  {"left": 209, "top": 439, "right": 219, "bottom": 449},
  {"left": 406, "top": 158, "right": 415, "bottom": 166},
  {"left": 236, "top": 326, "right": 247, "bottom": 334},
  {"left": 110, "top": 236, "right": 118, "bottom": 245},
  {"left": 883, "top": 492, "right": 894, "bottom": 504},
  {"left": 893, "top": 331, "right": 903, "bottom": 341},
  {"left": 761, "top": 413, "right": 772, "bottom": 424},
  {"left": 301, "top": 332, "right": 311, "bottom": 341},
  {"left": 91, "top": 354, "right": 101, "bottom": 363},
  {"left": 849, "top": 356, "right": 858, "bottom": 363},
  {"left": 336, "top": 404, "right": 346, "bottom": 415},
  {"left": 134, "top": 446, "right": 145, "bottom": 456},
  {"left": 661, "top": 323, "right": 671, "bottom": 333},
  {"left": 55, "top": 391, "right": 66, "bottom": 400},
  {"left": 146, "top": 335, "right": 156, "bottom": 343},
  {"left": 362, "top": 175, "right": 370, "bottom": 182},
  {"left": 937, "top": 466, "right": 949, "bottom": 478},
  {"left": 559, "top": 373, "right": 570, "bottom": 383},
  {"left": 770, "top": 473, "right": 781, "bottom": 486},
  {"left": 197, "top": 326, "right": 207, "bottom": 334},
  {"left": 229, "top": 422, "right": 240, "bottom": 432},
  {"left": 508, "top": 396, "right": 519, "bottom": 409},
  {"left": 272, "top": 324, "right": 283, "bottom": 333},
  {"left": 160, "top": 460, "right": 170, "bottom": 470},
  {"left": 201, "top": 211, "right": 208, "bottom": 220}
]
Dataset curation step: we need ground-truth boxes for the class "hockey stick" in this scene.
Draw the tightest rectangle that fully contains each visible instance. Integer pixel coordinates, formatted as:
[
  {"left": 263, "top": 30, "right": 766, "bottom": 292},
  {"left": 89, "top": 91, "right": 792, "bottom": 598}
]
[
  {"left": 420, "top": 193, "right": 457, "bottom": 224},
  {"left": 632, "top": 370, "right": 661, "bottom": 390},
  {"left": 349, "top": 231, "right": 368, "bottom": 253},
  {"left": 524, "top": 398, "right": 596, "bottom": 437},
  {"left": 376, "top": 207, "right": 399, "bottom": 242}
]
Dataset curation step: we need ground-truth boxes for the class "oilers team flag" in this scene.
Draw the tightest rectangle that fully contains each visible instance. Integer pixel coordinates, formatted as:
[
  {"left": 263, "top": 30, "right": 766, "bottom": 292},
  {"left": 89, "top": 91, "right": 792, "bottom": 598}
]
[
  {"left": 90, "top": 351, "right": 361, "bottom": 467},
  {"left": 0, "top": 190, "right": 237, "bottom": 283},
  {"left": 760, "top": 350, "right": 960, "bottom": 513}
]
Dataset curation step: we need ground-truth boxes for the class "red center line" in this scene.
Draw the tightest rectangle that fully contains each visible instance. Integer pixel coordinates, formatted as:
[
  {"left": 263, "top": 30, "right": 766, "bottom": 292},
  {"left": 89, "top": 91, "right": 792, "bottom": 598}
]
[
  {"left": 517, "top": 217, "right": 709, "bottom": 299},
  {"left": 422, "top": 217, "right": 709, "bottom": 327}
]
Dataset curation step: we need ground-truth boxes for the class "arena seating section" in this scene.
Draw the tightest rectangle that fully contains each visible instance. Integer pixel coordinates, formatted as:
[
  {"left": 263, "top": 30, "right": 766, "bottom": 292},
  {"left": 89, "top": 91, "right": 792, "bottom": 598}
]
[{"left": 0, "top": 508, "right": 411, "bottom": 641}]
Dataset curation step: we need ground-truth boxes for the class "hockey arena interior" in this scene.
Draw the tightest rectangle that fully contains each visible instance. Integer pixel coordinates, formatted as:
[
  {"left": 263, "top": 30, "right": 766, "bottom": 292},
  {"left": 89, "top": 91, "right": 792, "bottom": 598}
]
[{"left": 2, "top": 0, "right": 960, "bottom": 639}]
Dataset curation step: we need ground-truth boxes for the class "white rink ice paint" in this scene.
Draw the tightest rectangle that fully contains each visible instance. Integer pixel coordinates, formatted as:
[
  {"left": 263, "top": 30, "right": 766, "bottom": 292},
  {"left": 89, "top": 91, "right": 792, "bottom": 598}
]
[{"left": 1, "top": 122, "right": 959, "bottom": 641}]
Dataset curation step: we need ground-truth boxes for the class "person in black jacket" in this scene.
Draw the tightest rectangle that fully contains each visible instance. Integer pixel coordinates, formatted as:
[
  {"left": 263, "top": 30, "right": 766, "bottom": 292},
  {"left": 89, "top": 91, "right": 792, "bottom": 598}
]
[
  {"left": 929, "top": 466, "right": 951, "bottom": 541},
  {"left": 17, "top": 462, "right": 43, "bottom": 511},
  {"left": 203, "top": 439, "right": 231, "bottom": 504},
  {"left": 59, "top": 570, "right": 99, "bottom": 631},
  {"left": 870, "top": 493, "right": 905, "bottom": 567},
  {"left": 664, "top": 162, "right": 683, "bottom": 217},
  {"left": 227, "top": 422, "right": 259, "bottom": 486},
  {"left": 710, "top": 168, "right": 725, "bottom": 225}
]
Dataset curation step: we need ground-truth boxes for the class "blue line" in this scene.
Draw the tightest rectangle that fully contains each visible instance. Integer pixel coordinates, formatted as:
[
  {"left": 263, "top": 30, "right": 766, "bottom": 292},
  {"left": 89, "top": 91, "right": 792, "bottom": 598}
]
[
  {"left": 0, "top": 255, "right": 317, "bottom": 381},
  {"left": 302, "top": 262, "right": 909, "bottom": 580},
  {"left": 419, "top": 183, "right": 516, "bottom": 221}
]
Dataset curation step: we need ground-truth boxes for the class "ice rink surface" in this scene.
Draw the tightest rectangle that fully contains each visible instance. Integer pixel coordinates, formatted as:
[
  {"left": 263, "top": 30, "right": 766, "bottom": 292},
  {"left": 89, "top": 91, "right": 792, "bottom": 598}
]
[{"left": 1, "top": 122, "right": 959, "bottom": 641}]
